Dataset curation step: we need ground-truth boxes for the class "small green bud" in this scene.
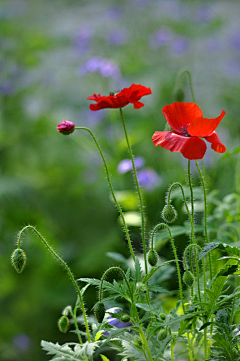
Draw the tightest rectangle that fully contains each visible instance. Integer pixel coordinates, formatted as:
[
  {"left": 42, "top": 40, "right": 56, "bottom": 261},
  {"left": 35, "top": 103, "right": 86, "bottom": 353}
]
[
  {"left": 11, "top": 248, "right": 27, "bottom": 273},
  {"left": 95, "top": 302, "right": 106, "bottom": 323},
  {"left": 158, "top": 328, "right": 168, "bottom": 341},
  {"left": 183, "top": 270, "right": 195, "bottom": 287},
  {"left": 121, "top": 314, "right": 131, "bottom": 323},
  {"left": 135, "top": 335, "right": 142, "bottom": 346},
  {"left": 173, "top": 87, "right": 184, "bottom": 102},
  {"left": 58, "top": 315, "right": 69, "bottom": 333},
  {"left": 162, "top": 204, "right": 177, "bottom": 224},
  {"left": 160, "top": 313, "right": 166, "bottom": 320},
  {"left": 136, "top": 282, "right": 148, "bottom": 293},
  {"left": 147, "top": 249, "right": 158, "bottom": 267}
]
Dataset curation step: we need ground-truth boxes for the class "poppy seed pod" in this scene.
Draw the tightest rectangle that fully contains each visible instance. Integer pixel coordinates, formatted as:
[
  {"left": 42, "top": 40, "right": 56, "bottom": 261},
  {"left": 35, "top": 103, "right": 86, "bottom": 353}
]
[
  {"left": 158, "top": 328, "right": 168, "bottom": 341},
  {"left": 58, "top": 315, "right": 69, "bottom": 333},
  {"left": 95, "top": 302, "right": 106, "bottom": 323},
  {"left": 147, "top": 249, "right": 158, "bottom": 267},
  {"left": 162, "top": 204, "right": 177, "bottom": 223},
  {"left": 160, "top": 313, "right": 166, "bottom": 320},
  {"left": 121, "top": 314, "right": 131, "bottom": 323},
  {"left": 183, "top": 270, "right": 195, "bottom": 287},
  {"left": 11, "top": 248, "right": 27, "bottom": 273}
]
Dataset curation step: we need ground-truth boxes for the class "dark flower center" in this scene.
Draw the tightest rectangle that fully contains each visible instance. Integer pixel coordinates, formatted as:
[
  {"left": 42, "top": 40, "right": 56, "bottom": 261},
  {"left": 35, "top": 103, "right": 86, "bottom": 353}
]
[{"left": 180, "top": 126, "right": 191, "bottom": 137}]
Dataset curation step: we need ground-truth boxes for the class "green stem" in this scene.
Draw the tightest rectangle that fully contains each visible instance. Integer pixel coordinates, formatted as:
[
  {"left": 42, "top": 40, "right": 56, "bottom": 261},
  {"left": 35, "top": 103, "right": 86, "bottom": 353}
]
[
  {"left": 17, "top": 225, "right": 91, "bottom": 343},
  {"left": 195, "top": 160, "right": 213, "bottom": 279},
  {"left": 99, "top": 266, "right": 133, "bottom": 303},
  {"left": 177, "top": 69, "right": 197, "bottom": 103},
  {"left": 151, "top": 223, "right": 185, "bottom": 313},
  {"left": 139, "top": 327, "right": 153, "bottom": 361},
  {"left": 119, "top": 108, "right": 147, "bottom": 275},
  {"left": 69, "top": 304, "right": 83, "bottom": 344},
  {"left": 75, "top": 126, "right": 135, "bottom": 262}
]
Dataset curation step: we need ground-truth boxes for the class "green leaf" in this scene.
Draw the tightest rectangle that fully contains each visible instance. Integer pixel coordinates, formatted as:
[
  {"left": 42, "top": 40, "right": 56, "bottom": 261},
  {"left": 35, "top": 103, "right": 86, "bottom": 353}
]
[
  {"left": 143, "top": 260, "right": 177, "bottom": 283},
  {"left": 134, "top": 257, "right": 142, "bottom": 283},
  {"left": 148, "top": 285, "right": 170, "bottom": 294},
  {"left": 199, "top": 242, "right": 240, "bottom": 261},
  {"left": 95, "top": 331, "right": 104, "bottom": 341},
  {"left": 100, "top": 355, "right": 110, "bottom": 361}
]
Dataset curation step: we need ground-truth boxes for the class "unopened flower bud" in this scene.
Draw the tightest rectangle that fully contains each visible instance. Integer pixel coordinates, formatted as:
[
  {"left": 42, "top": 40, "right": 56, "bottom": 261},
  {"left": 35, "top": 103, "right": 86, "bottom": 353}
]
[
  {"left": 162, "top": 204, "right": 177, "bottom": 223},
  {"left": 135, "top": 335, "right": 142, "bottom": 346},
  {"left": 121, "top": 314, "right": 131, "bottom": 323},
  {"left": 95, "top": 302, "right": 106, "bottom": 323},
  {"left": 57, "top": 120, "right": 75, "bottom": 135},
  {"left": 136, "top": 282, "right": 148, "bottom": 293},
  {"left": 160, "top": 313, "right": 166, "bottom": 320},
  {"left": 158, "top": 328, "right": 167, "bottom": 341},
  {"left": 58, "top": 315, "right": 69, "bottom": 333},
  {"left": 11, "top": 248, "right": 27, "bottom": 273},
  {"left": 147, "top": 249, "right": 158, "bottom": 267},
  {"left": 173, "top": 87, "right": 184, "bottom": 102},
  {"left": 183, "top": 270, "right": 195, "bottom": 287}
]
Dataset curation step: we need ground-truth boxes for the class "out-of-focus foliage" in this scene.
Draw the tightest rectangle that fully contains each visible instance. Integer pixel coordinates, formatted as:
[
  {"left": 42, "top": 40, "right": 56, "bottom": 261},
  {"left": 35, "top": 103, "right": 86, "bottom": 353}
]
[{"left": 1, "top": 0, "right": 240, "bottom": 360}]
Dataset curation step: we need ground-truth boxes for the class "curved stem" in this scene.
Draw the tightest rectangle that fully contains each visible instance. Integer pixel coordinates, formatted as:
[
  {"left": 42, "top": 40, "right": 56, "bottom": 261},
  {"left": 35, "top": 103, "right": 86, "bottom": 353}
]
[
  {"left": 75, "top": 126, "right": 135, "bottom": 262},
  {"left": 69, "top": 304, "right": 83, "bottom": 344},
  {"left": 119, "top": 108, "right": 147, "bottom": 275},
  {"left": 177, "top": 69, "right": 197, "bottom": 104},
  {"left": 99, "top": 266, "right": 133, "bottom": 303},
  {"left": 17, "top": 225, "right": 91, "bottom": 342},
  {"left": 151, "top": 223, "right": 185, "bottom": 313},
  {"left": 195, "top": 160, "right": 213, "bottom": 279}
]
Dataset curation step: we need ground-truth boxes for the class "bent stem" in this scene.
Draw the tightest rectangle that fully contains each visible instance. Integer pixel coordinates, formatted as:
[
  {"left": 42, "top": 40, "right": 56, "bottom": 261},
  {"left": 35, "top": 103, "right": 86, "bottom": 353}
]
[
  {"left": 17, "top": 225, "right": 91, "bottom": 343},
  {"left": 176, "top": 69, "right": 197, "bottom": 104},
  {"left": 119, "top": 108, "right": 147, "bottom": 275},
  {"left": 75, "top": 126, "right": 135, "bottom": 262}
]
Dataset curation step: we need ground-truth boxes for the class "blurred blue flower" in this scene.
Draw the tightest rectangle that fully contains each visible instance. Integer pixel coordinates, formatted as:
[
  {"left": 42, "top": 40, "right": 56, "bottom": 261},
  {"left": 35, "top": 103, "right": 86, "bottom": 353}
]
[
  {"left": 107, "top": 309, "right": 131, "bottom": 328},
  {"left": 106, "top": 6, "right": 123, "bottom": 20},
  {"left": 223, "top": 59, "right": 240, "bottom": 78},
  {"left": 74, "top": 28, "right": 93, "bottom": 54},
  {"left": 170, "top": 36, "right": 190, "bottom": 55},
  {"left": 106, "top": 29, "right": 128, "bottom": 46},
  {"left": 137, "top": 168, "right": 161, "bottom": 191},
  {"left": 0, "top": 82, "right": 13, "bottom": 94},
  {"left": 79, "top": 57, "right": 120, "bottom": 79},
  {"left": 205, "top": 37, "right": 221, "bottom": 53},
  {"left": 129, "top": 0, "right": 150, "bottom": 8},
  {"left": 230, "top": 31, "right": 240, "bottom": 52},
  {"left": 149, "top": 28, "right": 172, "bottom": 48},
  {"left": 117, "top": 157, "right": 145, "bottom": 174},
  {"left": 12, "top": 333, "right": 30, "bottom": 351},
  {"left": 84, "top": 108, "right": 105, "bottom": 126},
  {"left": 195, "top": 5, "right": 214, "bottom": 23}
]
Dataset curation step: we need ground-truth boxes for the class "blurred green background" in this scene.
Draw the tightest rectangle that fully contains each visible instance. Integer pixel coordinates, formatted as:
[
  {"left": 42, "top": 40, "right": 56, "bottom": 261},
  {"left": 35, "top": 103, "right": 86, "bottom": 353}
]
[{"left": 1, "top": 0, "right": 240, "bottom": 359}]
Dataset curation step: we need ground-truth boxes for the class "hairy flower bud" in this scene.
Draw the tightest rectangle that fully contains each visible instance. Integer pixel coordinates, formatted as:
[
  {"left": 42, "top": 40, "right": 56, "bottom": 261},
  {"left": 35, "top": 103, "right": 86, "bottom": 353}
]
[
  {"left": 147, "top": 249, "right": 158, "bottom": 267},
  {"left": 11, "top": 248, "right": 27, "bottom": 273},
  {"left": 58, "top": 315, "right": 69, "bottom": 333},
  {"left": 160, "top": 313, "right": 166, "bottom": 320},
  {"left": 158, "top": 328, "right": 168, "bottom": 341},
  {"left": 162, "top": 204, "right": 177, "bottom": 224},
  {"left": 95, "top": 302, "right": 106, "bottom": 323},
  {"left": 136, "top": 282, "right": 148, "bottom": 293},
  {"left": 121, "top": 314, "right": 131, "bottom": 323},
  {"left": 173, "top": 87, "right": 184, "bottom": 102},
  {"left": 56, "top": 120, "right": 75, "bottom": 135},
  {"left": 183, "top": 270, "right": 195, "bottom": 287}
]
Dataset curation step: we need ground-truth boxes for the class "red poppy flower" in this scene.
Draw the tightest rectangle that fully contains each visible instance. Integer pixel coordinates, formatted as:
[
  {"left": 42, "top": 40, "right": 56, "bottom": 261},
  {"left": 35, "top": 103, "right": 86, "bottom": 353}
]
[
  {"left": 57, "top": 120, "right": 75, "bottom": 135},
  {"left": 88, "top": 84, "right": 152, "bottom": 111},
  {"left": 152, "top": 102, "right": 226, "bottom": 160}
]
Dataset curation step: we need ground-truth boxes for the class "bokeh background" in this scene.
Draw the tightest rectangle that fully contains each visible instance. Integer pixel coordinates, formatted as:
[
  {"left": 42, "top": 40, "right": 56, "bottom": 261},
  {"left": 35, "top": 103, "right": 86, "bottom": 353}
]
[{"left": 1, "top": 0, "right": 240, "bottom": 360}]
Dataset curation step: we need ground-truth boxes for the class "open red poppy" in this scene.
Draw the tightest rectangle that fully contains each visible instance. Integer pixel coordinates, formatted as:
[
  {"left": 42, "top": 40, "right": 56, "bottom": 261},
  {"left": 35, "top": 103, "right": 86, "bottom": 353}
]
[
  {"left": 88, "top": 84, "right": 152, "bottom": 111},
  {"left": 152, "top": 102, "right": 226, "bottom": 160}
]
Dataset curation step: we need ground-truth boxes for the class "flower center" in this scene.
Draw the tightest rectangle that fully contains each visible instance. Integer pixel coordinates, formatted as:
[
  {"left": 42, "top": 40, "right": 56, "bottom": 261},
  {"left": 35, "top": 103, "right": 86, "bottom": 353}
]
[{"left": 180, "top": 126, "right": 191, "bottom": 137}]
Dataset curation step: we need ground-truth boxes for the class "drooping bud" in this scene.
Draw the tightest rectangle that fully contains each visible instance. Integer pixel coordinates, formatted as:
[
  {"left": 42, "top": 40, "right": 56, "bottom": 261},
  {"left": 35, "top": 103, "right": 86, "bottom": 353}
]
[
  {"left": 58, "top": 315, "right": 69, "bottom": 333},
  {"left": 95, "top": 302, "right": 106, "bottom": 323},
  {"left": 160, "top": 313, "right": 166, "bottom": 320},
  {"left": 121, "top": 314, "right": 131, "bottom": 323},
  {"left": 136, "top": 282, "right": 148, "bottom": 293},
  {"left": 162, "top": 204, "right": 177, "bottom": 224},
  {"left": 173, "top": 87, "right": 184, "bottom": 102},
  {"left": 56, "top": 120, "right": 75, "bottom": 135},
  {"left": 158, "top": 328, "right": 168, "bottom": 341},
  {"left": 147, "top": 249, "right": 158, "bottom": 267},
  {"left": 11, "top": 248, "right": 27, "bottom": 273},
  {"left": 183, "top": 270, "right": 195, "bottom": 287}
]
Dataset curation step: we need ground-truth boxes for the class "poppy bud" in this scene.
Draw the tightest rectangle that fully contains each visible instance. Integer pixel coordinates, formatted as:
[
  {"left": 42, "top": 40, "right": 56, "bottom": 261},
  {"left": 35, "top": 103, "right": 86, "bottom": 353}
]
[
  {"left": 160, "top": 313, "right": 166, "bottom": 320},
  {"left": 95, "top": 302, "right": 106, "bottom": 323},
  {"left": 136, "top": 282, "right": 148, "bottom": 293},
  {"left": 58, "top": 315, "right": 69, "bottom": 333},
  {"left": 147, "top": 249, "right": 158, "bottom": 267},
  {"left": 135, "top": 335, "right": 142, "bottom": 346},
  {"left": 162, "top": 204, "right": 177, "bottom": 223},
  {"left": 11, "top": 248, "right": 27, "bottom": 273},
  {"left": 183, "top": 270, "right": 195, "bottom": 287},
  {"left": 121, "top": 314, "right": 131, "bottom": 323},
  {"left": 173, "top": 87, "right": 184, "bottom": 102},
  {"left": 56, "top": 120, "right": 75, "bottom": 135},
  {"left": 158, "top": 328, "right": 168, "bottom": 341}
]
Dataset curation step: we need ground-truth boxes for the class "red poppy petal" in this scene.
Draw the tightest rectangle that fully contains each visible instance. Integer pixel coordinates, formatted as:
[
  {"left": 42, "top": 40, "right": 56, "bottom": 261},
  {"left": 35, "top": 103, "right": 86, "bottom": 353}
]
[
  {"left": 162, "top": 103, "right": 203, "bottom": 133},
  {"left": 152, "top": 131, "right": 207, "bottom": 159},
  {"left": 133, "top": 101, "right": 144, "bottom": 109},
  {"left": 205, "top": 131, "right": 226, "bottom": 153},
  {"left": 87, "top": 94, "right": 102, "bottom": 101},
  {"left": 187, "top": 110, "right": 225, "bottom": 137},
  {"left": 121, "top": 84, "right": 152, "bottom": 100}
]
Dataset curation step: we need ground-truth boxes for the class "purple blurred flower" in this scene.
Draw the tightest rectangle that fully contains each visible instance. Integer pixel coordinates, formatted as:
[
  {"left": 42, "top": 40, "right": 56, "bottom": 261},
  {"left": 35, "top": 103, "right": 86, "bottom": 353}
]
[
  {"left": 223, "top": 59, "right": 240, "bottom": 78},
  {"left": 75, "top": 28, "right": 93, "bottom": 54},
  {"left": 138, "top": 168, "right": 161, "bottom": 191},
  {"left": 230, "top": 31, "right": 240, "bottom": 52},
  {"left": 129, "top": 0, "right": 150, "bottom": 8},
  {"left": 149, "top": 28, "right": 172, "bottom": 48},
  {"left": 84, "top": 108, "right": 105, "bottom": 126},
  {"left": 0, "top": 82, "right": 13, "bottom": 94},
  {"left": 117, "top": 157, "right": 145, "bottom": 174},
  {"left": 106, "top": 29, "right": 128, "bottom": 46},
  {"left": 106, "top": 6, "right": 123, "bottom": 20},
  {"left": 205, "top": 37, "right": 221, "bottom": 53},
  {"left": 107, "top": 309, "right": 131, "bottom": 328},
  {"left": 79, "top": 57, "right": 120, "bottom": 79},
  {"left": 170, "top": 36, "right": 190, "bottom": 55},
  {"left": 12, "top": 333, "right": 30, "bottom": 351},
  {"left": 195, "top": 5, "right": 214, "bottom": 23}
]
